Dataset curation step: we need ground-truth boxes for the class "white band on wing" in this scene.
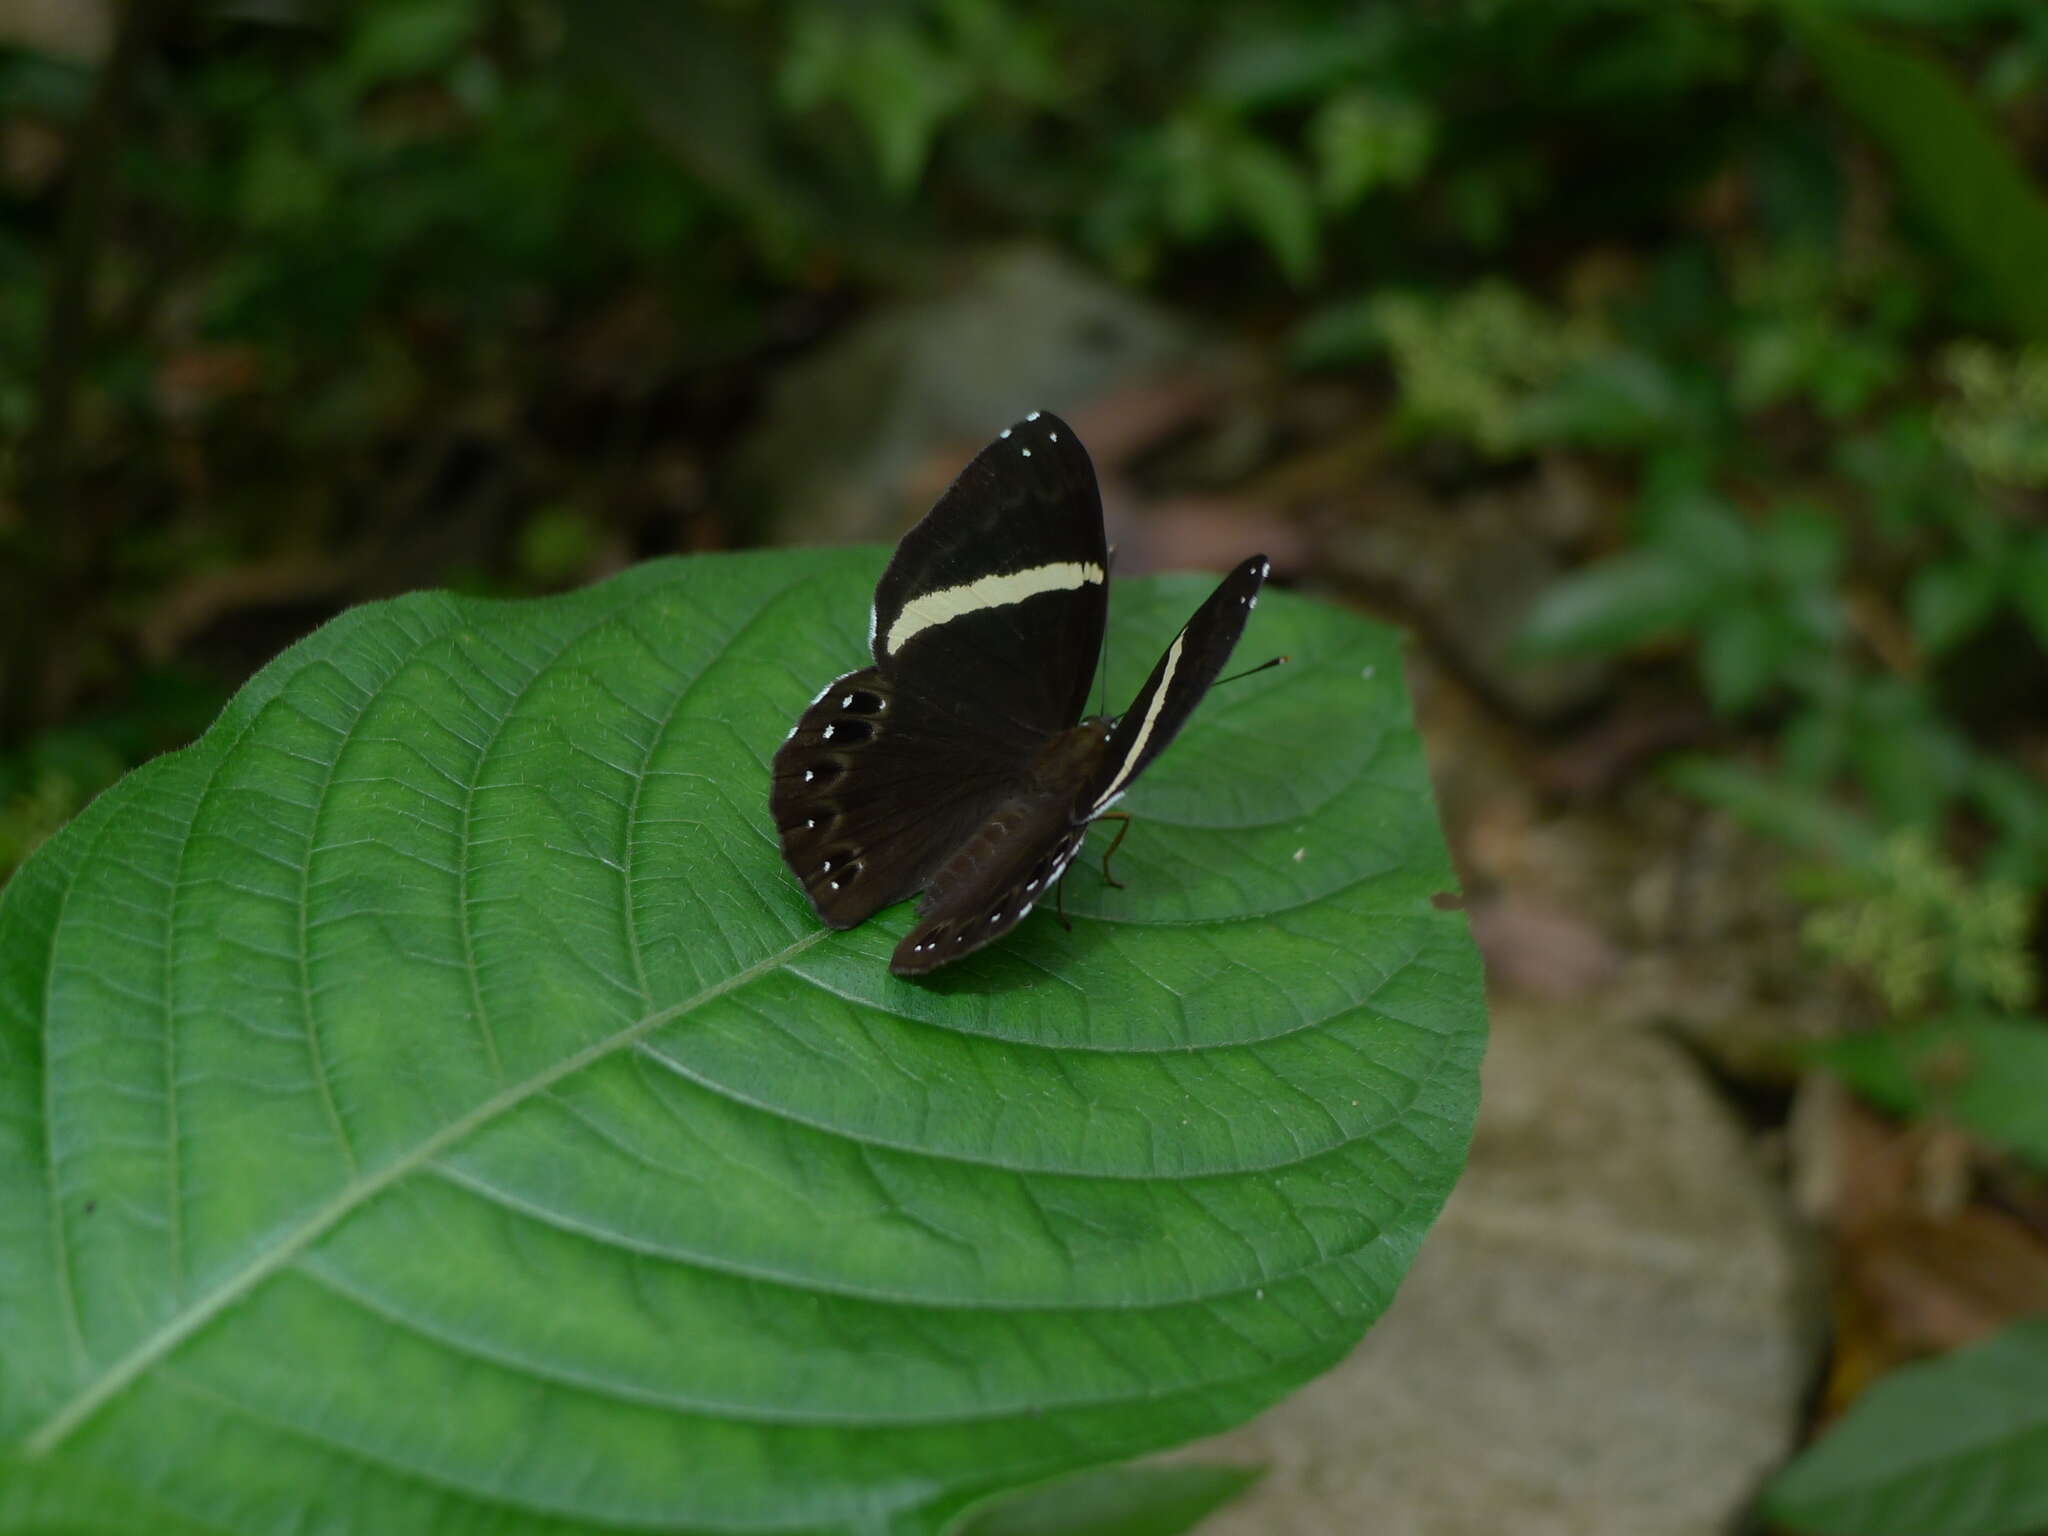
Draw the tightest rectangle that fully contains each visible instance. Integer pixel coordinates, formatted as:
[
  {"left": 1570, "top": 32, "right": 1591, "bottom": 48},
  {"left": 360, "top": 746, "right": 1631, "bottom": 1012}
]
[
  {"left": 1090, "top": 628, "right": 1185, "bottom": 815},
  {"left": 883, "top": 561, "right": 1104, "bottom": 656}
]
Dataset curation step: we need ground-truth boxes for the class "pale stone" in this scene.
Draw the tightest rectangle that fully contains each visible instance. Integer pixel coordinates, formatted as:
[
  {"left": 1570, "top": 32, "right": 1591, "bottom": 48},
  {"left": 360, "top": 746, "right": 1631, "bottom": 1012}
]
[
  {"left": 733, "top": 245, "right": 1193, "bottom": 548},
  {"left": 1177, "top": 998, "right": 1816, "bottom": 1536}
]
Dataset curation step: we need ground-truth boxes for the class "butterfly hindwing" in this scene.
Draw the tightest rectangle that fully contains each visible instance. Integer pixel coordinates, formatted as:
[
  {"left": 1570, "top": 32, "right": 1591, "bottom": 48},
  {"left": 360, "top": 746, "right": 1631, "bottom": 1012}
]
[
  {"left": 870, "top": 412, "right": 1108, "bottom": 740},
  {"left": 889, "top": 795, "right": 1092, "bottom": 975},
  {"left": 771, "top": 668, "right": 1023, "bottom": 928}
]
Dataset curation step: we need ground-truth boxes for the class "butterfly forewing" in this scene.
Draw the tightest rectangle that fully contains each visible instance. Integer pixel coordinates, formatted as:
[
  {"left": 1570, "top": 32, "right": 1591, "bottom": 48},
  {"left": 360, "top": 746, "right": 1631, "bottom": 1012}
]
[
  {"left": 870, "top": 412, "right": 1108, "bottom": 740},
  {"left": 1086, "top": 554, "right": 1271, "bottom": 816}
]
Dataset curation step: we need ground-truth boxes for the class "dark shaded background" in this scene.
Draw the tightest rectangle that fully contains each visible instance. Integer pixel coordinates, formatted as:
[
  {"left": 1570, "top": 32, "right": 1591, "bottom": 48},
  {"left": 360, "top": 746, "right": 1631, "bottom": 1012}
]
[{"left": 3, "top": 1, "right": 2046, "bottom": 1529}]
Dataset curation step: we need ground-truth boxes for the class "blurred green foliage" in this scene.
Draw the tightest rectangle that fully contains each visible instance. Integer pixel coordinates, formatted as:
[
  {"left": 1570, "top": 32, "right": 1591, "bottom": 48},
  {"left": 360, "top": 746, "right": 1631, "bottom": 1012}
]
[
  {"left": 1482, "top": 1, "right": 2048, "bottom": 1037},
  {"left": 1799, "top": 831, "right": 2035, "bottom": 1017}
]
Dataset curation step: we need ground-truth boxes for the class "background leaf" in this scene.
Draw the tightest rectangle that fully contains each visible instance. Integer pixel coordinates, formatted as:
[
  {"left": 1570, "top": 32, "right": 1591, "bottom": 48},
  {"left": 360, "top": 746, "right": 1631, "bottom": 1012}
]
[
  {"left": 0, "top": 550, "right": 1483, "bottom": 1536},
  {"left": 1908, "top": 558, "right": 2002, "bottom": 655},
  {"left": 1662, "top": 757, "right": 1887, "bottom": 863},
  {"left": 1515, "top": 549, "right": 1710, "bottom": 656},
  {"left": 1789, "top": 6, "right": 2048, "bottom": 343},
  {"left": 1817, "top": 1016, "right": 2048, "bottom": 1168},
  {"left": 1764, "top": 1318, "right": 2048, "bottom": 1536},
  {"left": 957, "top": 1462, "right": 1263, "bottom": 1536},
  {"left": 1220, "top": 135, "right": 1321, "bottom": 285},
  {"left": 2012, "top": 539, "right": 2048, "bottom": 651},
  {"left": 1701, "top": 606, "right": 1780, "bottom": 713}
]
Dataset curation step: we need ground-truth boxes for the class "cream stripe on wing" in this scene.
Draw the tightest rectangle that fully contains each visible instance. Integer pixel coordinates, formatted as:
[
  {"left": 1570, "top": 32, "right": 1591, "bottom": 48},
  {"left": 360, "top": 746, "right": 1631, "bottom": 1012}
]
[
  {"left": 883, "top": 560, "right": 1104, "bottom": 656},
  {"left": 1090, "top": 629, "right": 1185, "bottom": 815}
]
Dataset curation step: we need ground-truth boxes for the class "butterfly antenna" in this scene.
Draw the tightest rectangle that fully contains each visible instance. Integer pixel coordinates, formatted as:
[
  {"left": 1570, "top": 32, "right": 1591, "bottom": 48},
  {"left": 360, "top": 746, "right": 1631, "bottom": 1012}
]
[{"left": 1215, "top": 655, "right": 1290, "bottom": 688}]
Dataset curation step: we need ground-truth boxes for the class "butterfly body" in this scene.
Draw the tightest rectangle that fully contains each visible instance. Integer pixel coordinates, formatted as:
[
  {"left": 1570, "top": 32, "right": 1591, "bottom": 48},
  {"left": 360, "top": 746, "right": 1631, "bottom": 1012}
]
[{"left": 769, "top": 411, "right": 1267, "bottom": 976}]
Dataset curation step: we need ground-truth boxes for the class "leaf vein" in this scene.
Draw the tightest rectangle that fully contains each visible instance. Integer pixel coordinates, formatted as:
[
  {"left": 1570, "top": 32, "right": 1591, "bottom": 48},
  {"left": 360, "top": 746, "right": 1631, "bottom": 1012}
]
[{"left": 19, "top": 924, "right": 831, "bottom": 1457}]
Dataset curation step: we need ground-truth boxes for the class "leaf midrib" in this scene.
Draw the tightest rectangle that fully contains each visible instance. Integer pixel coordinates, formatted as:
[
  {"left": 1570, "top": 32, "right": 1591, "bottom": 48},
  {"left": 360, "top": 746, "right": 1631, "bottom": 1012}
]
[{"left": 21, "top": 926, "right": 830, "bottom": 1459}]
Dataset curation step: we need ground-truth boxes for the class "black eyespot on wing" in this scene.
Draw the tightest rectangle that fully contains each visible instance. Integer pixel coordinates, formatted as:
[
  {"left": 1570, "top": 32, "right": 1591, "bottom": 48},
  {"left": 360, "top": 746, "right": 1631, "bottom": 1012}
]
[
  {"left": 806, "top": 851, "right": 867, "bottom": 901},
  {"left": 773, "top": 670, "right": 891, "bottom": 926},
  {"left": 771, "top": 667, "right": 1027, "bottom": 931}
]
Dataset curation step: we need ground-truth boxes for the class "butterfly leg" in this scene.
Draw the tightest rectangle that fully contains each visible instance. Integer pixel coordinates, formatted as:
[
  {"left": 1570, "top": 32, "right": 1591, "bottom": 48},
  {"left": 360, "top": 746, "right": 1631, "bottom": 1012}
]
[{"left": 1096, "top": 812, "right": 1132, "bottom": 889}]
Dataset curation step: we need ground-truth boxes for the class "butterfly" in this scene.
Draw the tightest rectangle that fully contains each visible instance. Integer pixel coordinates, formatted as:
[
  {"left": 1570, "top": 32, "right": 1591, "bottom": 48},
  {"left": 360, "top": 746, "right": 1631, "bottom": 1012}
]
[{"left": 770, "top": 410, "right": 1269, "bottom": 976}]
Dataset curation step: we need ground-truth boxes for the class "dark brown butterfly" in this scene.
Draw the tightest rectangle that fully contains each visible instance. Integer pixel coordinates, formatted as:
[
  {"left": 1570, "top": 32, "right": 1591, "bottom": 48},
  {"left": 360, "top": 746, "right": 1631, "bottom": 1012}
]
[{"left": 770, "top": 411, "right": 1269, "bottom": 975}]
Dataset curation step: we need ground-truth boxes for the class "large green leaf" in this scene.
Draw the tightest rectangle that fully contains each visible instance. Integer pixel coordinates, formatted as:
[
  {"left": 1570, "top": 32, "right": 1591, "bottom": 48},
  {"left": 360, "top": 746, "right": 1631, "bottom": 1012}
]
[
  {"left": 0, "top": 550, "right": 1483, "bottom": 1536},
  {"left": 1765, "top": 1319, "right": 2048, "bottom": 1536},
  {"left": 957, "top": 1462, "right": 1262, "bottom": 1536}
]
